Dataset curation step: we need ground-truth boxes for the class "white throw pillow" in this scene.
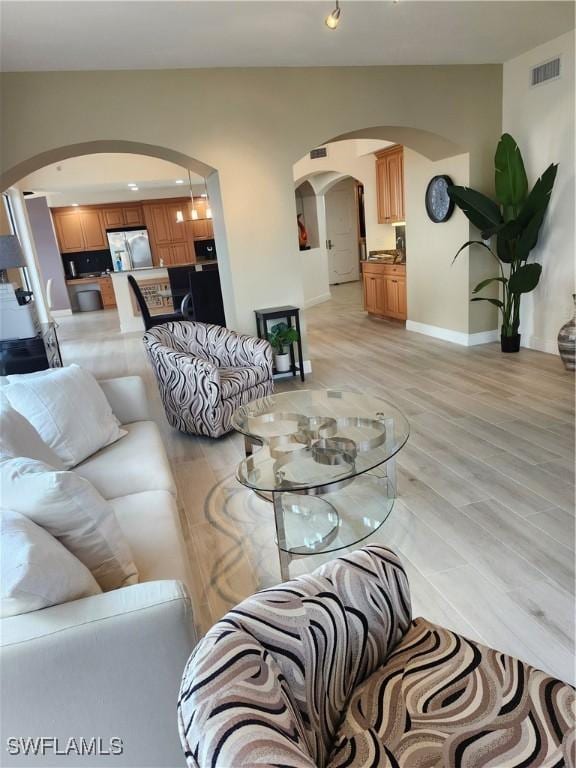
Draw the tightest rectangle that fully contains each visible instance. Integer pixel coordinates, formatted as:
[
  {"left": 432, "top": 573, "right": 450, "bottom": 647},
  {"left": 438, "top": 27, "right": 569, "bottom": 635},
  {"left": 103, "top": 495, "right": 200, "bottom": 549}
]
[
  {"left": 0, "top": 457, "right": 139, "bottom": 591},
  {"left": 4, "top": 364, "right": 127, "bottom": 468},
  {"left": 1, "top": 509, "right": 101, "bottom": 618},
  {"left": 0, "top": 395, "right": 64, "bottom": 468}
]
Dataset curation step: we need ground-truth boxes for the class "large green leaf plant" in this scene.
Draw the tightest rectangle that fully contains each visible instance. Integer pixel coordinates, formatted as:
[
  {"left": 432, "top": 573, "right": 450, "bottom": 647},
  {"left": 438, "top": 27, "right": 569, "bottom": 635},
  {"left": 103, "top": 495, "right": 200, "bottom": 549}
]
[{"left": 448, "top": 134, "right": 557, "bottom": 338}]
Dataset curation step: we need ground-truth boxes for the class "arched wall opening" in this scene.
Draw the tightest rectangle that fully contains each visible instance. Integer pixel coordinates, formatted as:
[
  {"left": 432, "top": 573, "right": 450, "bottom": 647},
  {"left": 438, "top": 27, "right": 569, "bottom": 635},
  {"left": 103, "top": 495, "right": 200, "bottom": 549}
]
[
  {"left": 1, "top": 140, "right": 238, "bottom": 331},
  {"left": 292, "top": 129, "right": 497, "bottom": 340}
]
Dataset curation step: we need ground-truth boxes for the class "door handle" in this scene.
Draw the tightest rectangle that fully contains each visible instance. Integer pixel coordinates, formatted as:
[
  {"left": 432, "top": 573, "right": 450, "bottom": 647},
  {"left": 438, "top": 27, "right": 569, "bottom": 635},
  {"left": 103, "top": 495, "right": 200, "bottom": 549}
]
[{"left": 326, "top": 239, "right": 333, "bottom": 250}]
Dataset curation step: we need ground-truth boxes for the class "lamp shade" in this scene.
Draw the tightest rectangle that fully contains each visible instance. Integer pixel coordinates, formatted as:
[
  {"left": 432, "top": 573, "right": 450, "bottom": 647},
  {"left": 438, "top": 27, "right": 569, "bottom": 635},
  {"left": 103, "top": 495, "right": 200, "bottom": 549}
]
[{"left": 0, "top": 235, "right": 26, "bottom": 269}]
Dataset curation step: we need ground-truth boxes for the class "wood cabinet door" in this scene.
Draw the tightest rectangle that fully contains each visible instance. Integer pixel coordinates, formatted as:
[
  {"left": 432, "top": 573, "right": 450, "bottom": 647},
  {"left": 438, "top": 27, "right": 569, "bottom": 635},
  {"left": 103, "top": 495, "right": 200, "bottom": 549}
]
[
  {"left": 171, "top": 242, "right": 193, "bottom": 265},
  {"left": 192, "top": 219, "right": 211, "bottom": 239},
  {"left": 123, "top": 206, "right": 144, "bottom": 226},
  {"left": 98, "top": 277, "right": 117, "bottom": 309},
  {"left": 80, "top": 210, "right": 107, "bottom": 250},
  {"left": 153, "top": 244, "right": 173, "bottom": 267},
  {"left": 375, "top": 157, "right": 390, "bottom": 224},
  {"left": 387, "top": 151, "right": 405, "bottom": 222},
  {"left": 204, "top": 219, "right": 214, "bottom": 239},
  {"left": 53, "top": 212, "right": 84, "bottom": 252},
  {"left": 364, "top": 274, "right": 386, "bottom": 314},
  {"left": 147, "top": 204, "right": 172, "bottom": 244},
  {"left": 385, "top": 277, "right": 400, "bottom": 316},
  {"left": 102, "top": 208, "right": 125, "bottom": 229},
  {"left": 165, "top": 202, "right": 188, "bottom": 242},
  {"left": 397, "top": 279, "right": 407, "bottom": 319}
]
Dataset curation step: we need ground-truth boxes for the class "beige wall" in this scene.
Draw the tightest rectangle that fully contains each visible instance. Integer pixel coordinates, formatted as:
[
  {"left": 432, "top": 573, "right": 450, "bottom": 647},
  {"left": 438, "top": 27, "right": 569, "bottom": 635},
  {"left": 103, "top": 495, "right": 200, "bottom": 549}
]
[
  {"left": 503, "top": 32, "right": 575, "bottom": 353},
  {"left": 0, "top": 66, "right": 502, "bottom": 336},
  {"left": 404, "top": 149, "right": 476, "bottom": 334}
]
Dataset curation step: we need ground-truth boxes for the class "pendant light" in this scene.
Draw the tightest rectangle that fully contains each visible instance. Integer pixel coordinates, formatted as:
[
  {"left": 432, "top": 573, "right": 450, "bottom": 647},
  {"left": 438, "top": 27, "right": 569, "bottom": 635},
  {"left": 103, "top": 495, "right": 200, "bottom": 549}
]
[
  {"left": 325, "top": 0, "right": 341, "bottom": 29},
  {"left": 175, "top": 170, "right": 199, "bottom": 223},
  {"left": 204, "top": 179, "right": 212, "bottom": 219}
]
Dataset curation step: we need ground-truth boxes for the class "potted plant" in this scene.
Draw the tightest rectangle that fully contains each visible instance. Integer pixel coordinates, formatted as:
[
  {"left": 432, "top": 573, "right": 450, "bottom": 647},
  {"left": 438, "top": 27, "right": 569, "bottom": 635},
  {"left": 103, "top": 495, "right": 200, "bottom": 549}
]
[
  {"left": 267, "top": 321, "right": 299, "bottom": 372},
  {"left": 448, "top": 133, "right": 557, "bottom": 353}
]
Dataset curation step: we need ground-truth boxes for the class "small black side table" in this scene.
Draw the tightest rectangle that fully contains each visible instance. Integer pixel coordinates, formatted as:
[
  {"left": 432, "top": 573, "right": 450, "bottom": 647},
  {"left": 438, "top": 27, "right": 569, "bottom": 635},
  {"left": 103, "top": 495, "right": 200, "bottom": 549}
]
[{"left": 254, "top": 305, "right": 305, "bottom": 382}]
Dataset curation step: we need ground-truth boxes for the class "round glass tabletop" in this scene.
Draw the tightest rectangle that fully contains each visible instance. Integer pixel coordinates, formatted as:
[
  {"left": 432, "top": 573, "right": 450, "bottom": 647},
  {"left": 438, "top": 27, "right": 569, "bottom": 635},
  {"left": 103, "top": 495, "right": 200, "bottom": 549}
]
[{"left": 233, "top": 389, "right": 410, "bottom": 493}]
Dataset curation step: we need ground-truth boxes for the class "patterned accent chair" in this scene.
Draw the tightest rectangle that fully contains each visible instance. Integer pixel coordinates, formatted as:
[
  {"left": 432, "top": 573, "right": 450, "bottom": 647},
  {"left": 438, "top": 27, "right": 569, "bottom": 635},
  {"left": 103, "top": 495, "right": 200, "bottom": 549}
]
[
  {"left": 143, "top": 321, "right": 273, "bottom": 438},
  {"left": 178, "top": 545, "right": 575, "bottom": 768}
]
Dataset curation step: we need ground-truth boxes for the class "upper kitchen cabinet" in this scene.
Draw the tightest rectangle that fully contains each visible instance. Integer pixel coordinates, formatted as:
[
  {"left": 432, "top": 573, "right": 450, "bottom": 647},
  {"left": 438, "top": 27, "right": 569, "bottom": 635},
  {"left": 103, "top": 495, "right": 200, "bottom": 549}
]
[
  {"left": 101, "top": 205, "right": 145, "bottom": 229},
  {"left": 375, "top": 145, "right": 405, "bottom": 225},
  {"left": 53, "top": 208, "right": 107, "bottom": 253},
  {"left": 143, "top": 203, "right": 172, "bottom": 245}
]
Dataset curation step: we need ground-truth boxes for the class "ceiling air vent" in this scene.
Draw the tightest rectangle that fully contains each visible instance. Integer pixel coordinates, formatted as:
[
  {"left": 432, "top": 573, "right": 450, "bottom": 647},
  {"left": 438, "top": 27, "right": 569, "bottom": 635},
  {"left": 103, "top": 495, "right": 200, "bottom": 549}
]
[
  {"left": 530, "top": 57, "right": 560, "bottom": 87},
  {"left": 310, "top": 147, "right": 328, "bottom": 159}
]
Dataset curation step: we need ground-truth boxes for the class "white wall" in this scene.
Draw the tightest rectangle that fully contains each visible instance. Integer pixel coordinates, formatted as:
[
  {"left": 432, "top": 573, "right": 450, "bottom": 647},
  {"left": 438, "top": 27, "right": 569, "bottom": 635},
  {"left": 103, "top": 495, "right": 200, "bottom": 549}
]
[{"left": 503, "top": 31, "right": 575, "bottom": 353}]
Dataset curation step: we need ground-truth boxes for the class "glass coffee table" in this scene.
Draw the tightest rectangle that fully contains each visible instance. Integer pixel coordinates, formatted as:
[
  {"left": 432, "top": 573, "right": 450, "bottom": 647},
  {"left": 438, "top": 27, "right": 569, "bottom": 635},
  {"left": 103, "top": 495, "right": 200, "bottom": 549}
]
[{"left": 232, "top": 390, "right": 409, "bottom": 580}]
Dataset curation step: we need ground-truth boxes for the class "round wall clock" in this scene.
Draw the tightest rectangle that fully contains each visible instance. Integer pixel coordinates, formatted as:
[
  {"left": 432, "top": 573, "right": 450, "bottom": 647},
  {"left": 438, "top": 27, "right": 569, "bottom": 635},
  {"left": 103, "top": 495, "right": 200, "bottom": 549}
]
[{"left": 425, "top": 175, "right": 455, "bottom": 223}]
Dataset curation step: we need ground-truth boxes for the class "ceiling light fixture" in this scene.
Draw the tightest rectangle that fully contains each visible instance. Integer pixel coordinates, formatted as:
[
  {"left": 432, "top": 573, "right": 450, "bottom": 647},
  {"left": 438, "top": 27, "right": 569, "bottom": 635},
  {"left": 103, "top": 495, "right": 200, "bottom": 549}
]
[
  {"left": 175, "top": 170, "right": 199, "bottom": 223},
  {"left": 130, "top": 186, "right": 139, "bottom": 191},
  {"left": 175, "top": 179, "right": 184, "bottom": 184},
  {"left": 204, "top": 180, "right": 212, "bottom": 219},
  {"left": 71, "top": 203, "right": 79, "bottom": 207},
  {"left": 128, "top": 183, "right": 137, "bottom": 188},
  {"left": 325, "top": 0, "right": 341, "bottom": 30}
]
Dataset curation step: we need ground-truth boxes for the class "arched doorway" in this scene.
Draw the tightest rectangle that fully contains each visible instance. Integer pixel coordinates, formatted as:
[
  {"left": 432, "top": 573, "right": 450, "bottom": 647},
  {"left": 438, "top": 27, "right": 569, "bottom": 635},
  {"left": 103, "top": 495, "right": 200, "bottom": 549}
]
[{"left": 2, "top": 141, "right": 237, "bottom": 330}]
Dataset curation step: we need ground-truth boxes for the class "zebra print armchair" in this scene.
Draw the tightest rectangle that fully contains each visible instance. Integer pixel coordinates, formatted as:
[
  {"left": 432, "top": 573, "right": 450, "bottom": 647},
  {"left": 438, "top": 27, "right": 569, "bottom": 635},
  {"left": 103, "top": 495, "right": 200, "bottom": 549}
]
[
  {"left": 143, "top": 321, "right": 273, "bottom": 438},
  {"left": 178, "top": 545, "right": 574, "bottom": 768}
]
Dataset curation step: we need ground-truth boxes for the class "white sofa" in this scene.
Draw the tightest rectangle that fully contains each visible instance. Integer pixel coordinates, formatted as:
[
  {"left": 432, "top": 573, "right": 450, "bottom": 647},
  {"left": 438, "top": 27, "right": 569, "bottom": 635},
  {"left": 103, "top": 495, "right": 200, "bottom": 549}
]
[{"left": 0, "top": 376, "right": 197, "bottom": 768}]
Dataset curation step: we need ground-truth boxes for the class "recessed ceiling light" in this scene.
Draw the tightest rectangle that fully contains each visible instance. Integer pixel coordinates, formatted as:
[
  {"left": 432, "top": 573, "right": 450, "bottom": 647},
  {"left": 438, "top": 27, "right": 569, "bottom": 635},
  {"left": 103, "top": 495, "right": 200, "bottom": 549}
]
[
  {"left": 130, "top": 186, "right": 139, "bottom": 191},
  {"left": 127, "top": 183, "right": 137, "bottom": 188},
  {"left": 175, "top": 179, "right": 184, "bottom": 184},
  {"left": 71, "top": 203, "right": 79, "bottom": 207}
]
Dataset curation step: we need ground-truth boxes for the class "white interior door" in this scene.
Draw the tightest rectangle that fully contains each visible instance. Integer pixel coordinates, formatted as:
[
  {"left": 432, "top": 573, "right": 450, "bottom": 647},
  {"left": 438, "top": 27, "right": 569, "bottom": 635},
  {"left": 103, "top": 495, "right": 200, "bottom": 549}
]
[{"left": 325, "top": 179, "right": 360, "bottom": 284}]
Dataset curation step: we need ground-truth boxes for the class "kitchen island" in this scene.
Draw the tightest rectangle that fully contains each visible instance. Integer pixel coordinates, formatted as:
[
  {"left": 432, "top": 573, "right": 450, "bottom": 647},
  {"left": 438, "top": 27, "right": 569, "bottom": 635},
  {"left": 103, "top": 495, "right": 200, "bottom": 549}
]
[{"left": 110, "top": 262, "right": 220, "bottom": 333}]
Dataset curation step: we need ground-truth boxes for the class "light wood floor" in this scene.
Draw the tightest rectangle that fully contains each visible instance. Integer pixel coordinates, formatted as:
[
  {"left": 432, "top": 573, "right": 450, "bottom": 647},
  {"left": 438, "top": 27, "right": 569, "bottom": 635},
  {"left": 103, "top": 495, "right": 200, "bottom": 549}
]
[{"left": 57, "top": 282, "right": 575, "bottom": 683}]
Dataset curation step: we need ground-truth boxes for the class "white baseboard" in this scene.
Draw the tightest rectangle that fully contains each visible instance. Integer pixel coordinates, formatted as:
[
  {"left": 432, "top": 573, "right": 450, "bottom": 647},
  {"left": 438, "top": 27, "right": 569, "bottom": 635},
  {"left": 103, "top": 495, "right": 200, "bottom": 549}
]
[
  {"left": 50, "top": 308, "right": 72, "bottom": 318},
  {"left": 303, "top": 293, "right": 331, "bottom": 309},
  {"left": 520, "top": 335, "right": 559, "bottom": 355},
  {"left": 406, "top": 320, "right": 499, "bottom": 347}
]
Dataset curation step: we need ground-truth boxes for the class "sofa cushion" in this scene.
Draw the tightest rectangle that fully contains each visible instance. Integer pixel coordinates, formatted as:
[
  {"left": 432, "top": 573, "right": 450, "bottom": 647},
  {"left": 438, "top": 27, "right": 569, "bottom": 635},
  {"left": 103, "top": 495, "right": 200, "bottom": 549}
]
[
  {"left": 4, "top": 365, "right": 126, "bottom": 469},
  {"left": 218, "top": 365, "right": 270, "bottom": 399},
  {"left": 0, "top": 396, "right": 64, "bottom": 468},
  {"left": 1, "top": 509, "right": 101, "bottom": 618},
  {"left": 110, "top": 490, "right": 191, "bottom": 592},
  {"left": 0, "top": 457, "right": 138, "bottom": 591},
  {"left": 328, "top": 618, "right": 575, "bottom": 768},
  {"left": 74, "top": 421, "right": 176, "bottom": 500}
]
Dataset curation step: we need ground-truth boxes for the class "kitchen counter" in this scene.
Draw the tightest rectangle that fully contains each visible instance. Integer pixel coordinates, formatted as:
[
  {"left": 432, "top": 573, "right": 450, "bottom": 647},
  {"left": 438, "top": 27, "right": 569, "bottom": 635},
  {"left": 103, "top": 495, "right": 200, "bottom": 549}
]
[{"left": 66, "top": 275, "right": 109, "bottom": 285}]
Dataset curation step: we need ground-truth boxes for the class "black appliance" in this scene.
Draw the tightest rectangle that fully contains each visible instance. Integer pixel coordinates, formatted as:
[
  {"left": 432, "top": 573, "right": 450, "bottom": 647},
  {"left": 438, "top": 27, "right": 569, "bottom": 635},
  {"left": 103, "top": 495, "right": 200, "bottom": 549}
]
[
  {"left": 168, "top": 264, "right": 225, "bottom": 327},
  {"left": 194, "top": 238, "right": 217, "bottom": 262}
]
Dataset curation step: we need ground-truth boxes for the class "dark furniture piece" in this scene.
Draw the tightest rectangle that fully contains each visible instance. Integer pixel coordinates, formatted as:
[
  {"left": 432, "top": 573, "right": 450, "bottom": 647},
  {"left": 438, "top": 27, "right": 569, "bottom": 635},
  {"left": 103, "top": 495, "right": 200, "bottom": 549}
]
[
  {"left": 0, "top": 323, "right": 62, "bottom": 375},
  {"left": 254, "top": 305, "right": 304, "bottom": 381},
  {"left": 168, "top": 264, "right": 225, "bottom": 327},
  {"left": 127, "top": 274, "right": 184, "bottom": 331}
]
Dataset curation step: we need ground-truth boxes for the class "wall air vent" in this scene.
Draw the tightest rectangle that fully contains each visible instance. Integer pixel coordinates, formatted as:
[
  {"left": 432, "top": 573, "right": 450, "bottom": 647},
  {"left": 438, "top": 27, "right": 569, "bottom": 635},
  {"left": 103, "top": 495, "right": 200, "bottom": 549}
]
[
  {"left": 530, "top": 57, "right": 561, "bottom": 87},
  {"left": 310, "top": 147, "right": 328, "bottom": 159}
]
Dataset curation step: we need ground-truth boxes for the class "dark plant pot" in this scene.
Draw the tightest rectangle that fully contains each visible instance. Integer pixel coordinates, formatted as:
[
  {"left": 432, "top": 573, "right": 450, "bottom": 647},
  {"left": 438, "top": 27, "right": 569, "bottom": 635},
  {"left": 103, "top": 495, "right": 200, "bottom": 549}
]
[{"left": 501, "top": 334, "right": 521, "bottom": 353}]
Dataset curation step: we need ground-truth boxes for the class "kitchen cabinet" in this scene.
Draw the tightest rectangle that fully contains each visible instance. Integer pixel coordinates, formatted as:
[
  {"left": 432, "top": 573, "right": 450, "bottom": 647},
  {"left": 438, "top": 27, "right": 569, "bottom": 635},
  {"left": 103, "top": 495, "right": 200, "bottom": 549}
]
[
  {"left": 101, "top": 205, "right": 144, "bottom": 229},
  {"left": 102, "top": 208, "right": 125, "bottom": 229},
  {"left": 53, "top": 208, "right": 107, "bottom": 253},
  {"left": 143, "top": 204, "right": 172, "bottom": 245},
  {"left": 123, "top": 206, "right": 144, "bottom": 226},
  {"left": 375, "top": 145, "right": 405, "bottom": 224},
  {"left": 362, "top": 262, "right": 407, "bottom": 321},
  {"left": 143, "top": 202, "right": 196, "bottom": 267},
  {"left": 98, "top": 276, "right": 117, "bottom": 309}
]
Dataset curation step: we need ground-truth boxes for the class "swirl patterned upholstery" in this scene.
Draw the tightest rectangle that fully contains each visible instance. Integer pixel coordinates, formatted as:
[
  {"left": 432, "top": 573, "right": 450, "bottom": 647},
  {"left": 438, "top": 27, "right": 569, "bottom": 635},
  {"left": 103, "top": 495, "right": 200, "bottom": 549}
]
[
  {"left": 143, "top": 321, "right": 273, "bottom": 438},
  {"left": 178, "top": 545, "right": 575, "bottom": 768}
]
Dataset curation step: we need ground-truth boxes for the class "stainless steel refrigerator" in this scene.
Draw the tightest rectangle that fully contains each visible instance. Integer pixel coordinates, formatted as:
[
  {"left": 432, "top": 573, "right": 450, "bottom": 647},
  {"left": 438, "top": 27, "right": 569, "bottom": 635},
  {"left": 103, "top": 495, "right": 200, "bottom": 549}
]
[{"left": 106, "top": 227, "right": 154, "bottom": 271}]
